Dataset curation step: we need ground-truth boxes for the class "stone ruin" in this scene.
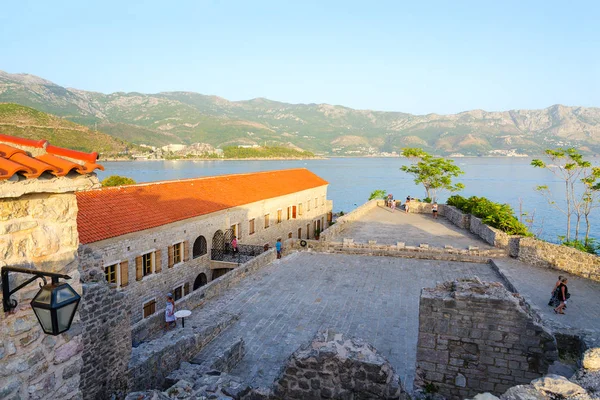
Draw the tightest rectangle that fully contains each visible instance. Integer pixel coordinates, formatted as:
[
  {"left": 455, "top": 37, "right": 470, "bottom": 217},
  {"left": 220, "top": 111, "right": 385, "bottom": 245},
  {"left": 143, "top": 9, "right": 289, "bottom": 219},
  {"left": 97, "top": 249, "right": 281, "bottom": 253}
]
[
  {"left": 414, "top": 278, "right": 558, "bottom": 399},
  {"left": 125, "top": 330, "right": 408, "bottom": 400}
]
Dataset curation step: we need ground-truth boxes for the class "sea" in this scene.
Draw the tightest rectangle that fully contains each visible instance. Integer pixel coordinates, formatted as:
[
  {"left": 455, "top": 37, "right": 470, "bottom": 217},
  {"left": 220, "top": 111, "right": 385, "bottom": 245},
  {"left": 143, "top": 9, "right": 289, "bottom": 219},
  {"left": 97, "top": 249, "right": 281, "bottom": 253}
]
[{"left": 97, "top": 157, "right": 600, "bottom": 242}]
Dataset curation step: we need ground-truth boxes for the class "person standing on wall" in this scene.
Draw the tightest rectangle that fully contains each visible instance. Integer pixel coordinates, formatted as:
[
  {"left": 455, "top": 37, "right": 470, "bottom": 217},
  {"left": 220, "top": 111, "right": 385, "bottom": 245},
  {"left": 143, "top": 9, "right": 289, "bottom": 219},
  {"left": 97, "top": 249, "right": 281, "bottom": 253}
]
[
  {"left": 165, "top": 293, "right": 176, "bottom": 329},
  {"left": 276, "top": 238, "right": 282, "bottom": 259}
]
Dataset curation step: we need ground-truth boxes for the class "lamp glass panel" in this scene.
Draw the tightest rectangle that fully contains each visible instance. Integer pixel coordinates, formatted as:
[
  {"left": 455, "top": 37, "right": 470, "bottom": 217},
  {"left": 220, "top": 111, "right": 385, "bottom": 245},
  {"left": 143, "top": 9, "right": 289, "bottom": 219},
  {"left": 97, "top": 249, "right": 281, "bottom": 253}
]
[
  {"left": 55, "top": 285, "right": 77, "bottom": 305},
  {"left": 33, "top": 286, "right": 52, "bottom": 305},
  {"left": 32, "top": 307, "right": 53, "bottom": 334},
  {"left": 56, "top": 302, "right": 78, "bottom": 332}
]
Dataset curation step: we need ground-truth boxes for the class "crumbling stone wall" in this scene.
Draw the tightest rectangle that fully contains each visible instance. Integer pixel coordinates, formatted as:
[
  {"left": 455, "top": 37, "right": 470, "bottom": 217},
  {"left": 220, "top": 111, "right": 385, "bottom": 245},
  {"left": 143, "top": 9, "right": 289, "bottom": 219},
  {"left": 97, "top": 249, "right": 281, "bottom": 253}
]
[
  {"left": 273, "top": 330, "right": 407, "bottom": 400},
  {"left": 0, "top": 192, "right": 85, "bottom": 400},
  {"left": 78, "top": 269, "right": 131, "bottom": 400},
  {"left": 415, "top": 278, "right": 557, "bottom": 399}
]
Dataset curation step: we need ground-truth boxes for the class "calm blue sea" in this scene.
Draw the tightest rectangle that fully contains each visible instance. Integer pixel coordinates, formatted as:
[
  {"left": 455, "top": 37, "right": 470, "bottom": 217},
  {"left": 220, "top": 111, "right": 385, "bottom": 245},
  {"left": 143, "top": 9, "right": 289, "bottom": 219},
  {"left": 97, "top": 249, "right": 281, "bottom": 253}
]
[{"left": 97, "top": 157, "right": 600, "bottom": 242}]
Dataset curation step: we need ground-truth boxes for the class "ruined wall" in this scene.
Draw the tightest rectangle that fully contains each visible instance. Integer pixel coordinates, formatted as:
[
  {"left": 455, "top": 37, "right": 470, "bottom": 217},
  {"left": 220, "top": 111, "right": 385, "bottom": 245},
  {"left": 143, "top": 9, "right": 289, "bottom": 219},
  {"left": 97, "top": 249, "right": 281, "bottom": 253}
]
[
  {"left": 518, "top": 237, "right": 600, "bottom": 282},
  {"left": 415, "top": 278, "right": 557, "bottom": 399},
  {"left": 0, "top": 192, "right": 84, "bottom": 400},
  {"left": 273, "top": 330, "right": 406, "bottom": 400}
]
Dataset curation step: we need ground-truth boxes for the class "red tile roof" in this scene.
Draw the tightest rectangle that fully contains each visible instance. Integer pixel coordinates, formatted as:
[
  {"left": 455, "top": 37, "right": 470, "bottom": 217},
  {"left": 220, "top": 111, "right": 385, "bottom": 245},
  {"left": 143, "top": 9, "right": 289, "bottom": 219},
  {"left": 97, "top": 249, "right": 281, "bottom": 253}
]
[
  {"left": 76, "top": 169, "right": 329, "bottom": 244},
  {"left": 0, "top": 133, "right": 104, "bottom": 180}
]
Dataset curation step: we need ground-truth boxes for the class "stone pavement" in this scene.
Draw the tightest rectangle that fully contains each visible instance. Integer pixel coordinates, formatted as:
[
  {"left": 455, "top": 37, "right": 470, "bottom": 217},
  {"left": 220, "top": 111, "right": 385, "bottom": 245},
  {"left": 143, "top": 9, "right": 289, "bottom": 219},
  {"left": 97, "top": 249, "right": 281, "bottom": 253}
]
[
  {"left": 492, "top": 258, "right": 600, "bottom": 344},
  {"left": 333, "top": 205, "right": 493, "bottom": 249},
  {"left": 189, "top": 252, "right": 504, "bottom": 391}
]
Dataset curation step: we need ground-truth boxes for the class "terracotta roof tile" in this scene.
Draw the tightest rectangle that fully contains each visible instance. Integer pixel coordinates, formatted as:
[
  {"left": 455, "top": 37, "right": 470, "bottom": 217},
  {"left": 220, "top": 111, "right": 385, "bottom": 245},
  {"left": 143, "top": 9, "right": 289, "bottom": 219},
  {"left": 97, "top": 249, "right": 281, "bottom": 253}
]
[
  {"left": 76, "top": 169, "right": 329, "bottom": 244},
  {"left": 0, "top": 134, "right": 103, "bottom": 180}
]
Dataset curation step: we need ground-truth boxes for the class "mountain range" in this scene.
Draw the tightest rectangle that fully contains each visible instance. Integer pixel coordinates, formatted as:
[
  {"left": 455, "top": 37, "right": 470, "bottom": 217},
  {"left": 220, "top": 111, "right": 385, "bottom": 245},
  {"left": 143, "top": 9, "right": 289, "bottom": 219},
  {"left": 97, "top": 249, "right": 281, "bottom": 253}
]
[{"left": 1, "top": 70, "right": 599, "bottom": 156}]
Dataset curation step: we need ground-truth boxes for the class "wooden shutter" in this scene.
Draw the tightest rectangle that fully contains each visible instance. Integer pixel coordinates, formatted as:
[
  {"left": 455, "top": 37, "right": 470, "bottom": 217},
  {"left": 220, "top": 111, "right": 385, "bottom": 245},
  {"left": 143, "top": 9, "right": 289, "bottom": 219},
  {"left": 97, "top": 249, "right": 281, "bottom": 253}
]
[
  {"left": 183, "top": 241, "right": 190, "bottom": 262},
  {"left": 155, "top": 249, "right": 162, "bottom": 273},
  {"left": 184, "top": 282, "right": 190, "bottom": 295},
  {"left": 135, "top": 256, "right": 143, "bottom": 281},
  {"left": 168, "top": 245, "right": 174, "bottom": 268},
  {"left": 120, "top": 260, "right": 129, "bottom": 287}
]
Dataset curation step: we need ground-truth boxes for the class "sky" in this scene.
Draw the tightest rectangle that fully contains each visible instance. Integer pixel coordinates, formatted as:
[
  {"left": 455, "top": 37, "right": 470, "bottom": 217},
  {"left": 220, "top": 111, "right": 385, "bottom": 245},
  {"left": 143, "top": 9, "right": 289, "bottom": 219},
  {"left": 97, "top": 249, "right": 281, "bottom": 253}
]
[{"left": 1, "top": 0, "right": 599, "bottom": 114}]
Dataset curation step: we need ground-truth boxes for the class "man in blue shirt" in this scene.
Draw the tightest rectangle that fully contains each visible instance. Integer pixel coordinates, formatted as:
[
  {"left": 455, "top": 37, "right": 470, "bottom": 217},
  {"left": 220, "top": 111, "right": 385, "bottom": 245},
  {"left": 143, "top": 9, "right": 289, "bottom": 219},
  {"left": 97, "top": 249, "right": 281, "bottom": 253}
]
[{"left": 276, "top": 238, "right": 282, "bottom": 259}]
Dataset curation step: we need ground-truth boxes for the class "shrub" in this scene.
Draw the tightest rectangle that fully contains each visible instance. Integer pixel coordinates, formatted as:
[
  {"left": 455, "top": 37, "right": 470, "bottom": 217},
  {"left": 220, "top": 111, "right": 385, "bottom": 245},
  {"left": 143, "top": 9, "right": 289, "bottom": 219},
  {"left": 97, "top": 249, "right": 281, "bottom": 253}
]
[
  {"left": 446, "top": 195, "right": 531, "bottom": 236},
  {"left": 562, "top": 239, "right": 599, "bottom": 255},
  {"left": 368, "top": 189, "right": 387, "bottom": 201},
  {"left": 101, "top": 175, "right": 136, "bottom": 187}
]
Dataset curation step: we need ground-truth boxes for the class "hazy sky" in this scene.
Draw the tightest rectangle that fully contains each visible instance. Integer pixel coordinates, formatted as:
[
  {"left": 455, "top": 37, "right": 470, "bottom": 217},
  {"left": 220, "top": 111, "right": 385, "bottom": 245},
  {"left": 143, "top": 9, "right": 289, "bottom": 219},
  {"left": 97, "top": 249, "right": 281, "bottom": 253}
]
[{"left": 1, "top": 0, "right": 598, "bottom": 114}]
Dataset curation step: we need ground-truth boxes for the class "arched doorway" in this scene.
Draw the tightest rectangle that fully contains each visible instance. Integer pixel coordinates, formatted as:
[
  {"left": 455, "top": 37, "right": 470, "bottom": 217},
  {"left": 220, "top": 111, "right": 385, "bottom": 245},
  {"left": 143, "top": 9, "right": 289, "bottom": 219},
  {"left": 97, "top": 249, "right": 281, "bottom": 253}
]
[
  {"left": 193, "top": 236, "right": 207, "bottom": 258},
  {"left": 193, "top": 273, "right": 207, "bottom": 290},
  {"left": 211, "top": 229, "right": 235, "bottom": 260}
]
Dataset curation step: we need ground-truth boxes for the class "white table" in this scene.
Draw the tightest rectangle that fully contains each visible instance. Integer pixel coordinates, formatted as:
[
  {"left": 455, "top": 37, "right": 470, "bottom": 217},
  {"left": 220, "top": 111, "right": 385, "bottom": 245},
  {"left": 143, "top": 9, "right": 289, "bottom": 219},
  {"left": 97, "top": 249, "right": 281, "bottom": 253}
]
[{"left": 174, "top": 310, "right": 191, "bottom": 327}]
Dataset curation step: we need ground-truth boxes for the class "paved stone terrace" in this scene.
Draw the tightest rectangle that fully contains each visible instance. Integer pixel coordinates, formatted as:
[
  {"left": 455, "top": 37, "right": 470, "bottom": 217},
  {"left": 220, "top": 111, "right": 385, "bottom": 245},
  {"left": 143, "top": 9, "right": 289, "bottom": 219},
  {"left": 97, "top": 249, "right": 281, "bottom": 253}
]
[
  {"left": 493, "top": 258, "right": 600, "bottom": 342},
  {"left": 333, "top": 205, "right": 493, "bottom": 249},
  {"left": 189, "top": 252, "right": 504, "bottom": 391}
]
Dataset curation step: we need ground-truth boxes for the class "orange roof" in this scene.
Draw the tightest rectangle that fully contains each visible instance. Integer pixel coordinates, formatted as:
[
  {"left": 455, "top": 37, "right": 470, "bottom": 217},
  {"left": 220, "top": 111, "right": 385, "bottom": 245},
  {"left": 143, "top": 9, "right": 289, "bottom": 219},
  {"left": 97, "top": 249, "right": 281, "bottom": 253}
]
[
  {"left": 76, "top": 169, "right": 329, "bottom": 244},
  {"left": 0, "top": 133, "right": 104, "bottom": 180}
]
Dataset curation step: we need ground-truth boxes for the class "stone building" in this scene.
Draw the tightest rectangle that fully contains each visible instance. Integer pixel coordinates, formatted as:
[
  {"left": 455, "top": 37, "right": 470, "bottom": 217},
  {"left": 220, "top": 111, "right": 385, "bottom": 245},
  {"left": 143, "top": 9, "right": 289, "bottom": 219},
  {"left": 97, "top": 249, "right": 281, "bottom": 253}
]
[
  {"left": 0, "top": 134, "right": 103, "bottom": 400},
  {"left": 76, "top": 169, "right": 333, "bottom": 327}
]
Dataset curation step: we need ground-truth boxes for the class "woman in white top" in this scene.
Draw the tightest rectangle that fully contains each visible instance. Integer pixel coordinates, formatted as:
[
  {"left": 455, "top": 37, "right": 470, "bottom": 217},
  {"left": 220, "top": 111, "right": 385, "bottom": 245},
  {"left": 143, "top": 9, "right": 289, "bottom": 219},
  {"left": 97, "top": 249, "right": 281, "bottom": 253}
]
[{"left": 165, "top": 293, "right": 176, "bottom": 329}]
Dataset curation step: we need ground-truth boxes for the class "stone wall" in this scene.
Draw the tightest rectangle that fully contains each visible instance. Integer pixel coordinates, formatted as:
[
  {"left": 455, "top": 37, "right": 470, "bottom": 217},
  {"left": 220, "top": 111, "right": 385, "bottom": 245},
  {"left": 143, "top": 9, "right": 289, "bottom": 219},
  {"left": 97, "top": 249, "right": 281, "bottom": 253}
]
[
  {"left": 319, "top": 199, "right": 380, "bottom": 241},
  {"left": 0, "top": 192, "right": 86, "bottom": 400},
  {"left": 131, "top": 249, "right": 277, "bottom": 344},
  {"left": 78, "top": 275, "right": 131, "bottom": 400},
  {"left": 415, "top": 278, "right": 557, "bottom": 399},
  {"left": 444, "top": 205, "right": 471, "bottom": 230},
  {"left": 469, "top": 216, "right": 520, "bottom": 256},
  {"left": 284, "top": 238, "right": 507, "bottom": 263},
  {"left": 273, "top": 330, "right": 407, "bottom": 400},
  {"left": 517, "top": 237, "right": 600, "bottom": 282}
]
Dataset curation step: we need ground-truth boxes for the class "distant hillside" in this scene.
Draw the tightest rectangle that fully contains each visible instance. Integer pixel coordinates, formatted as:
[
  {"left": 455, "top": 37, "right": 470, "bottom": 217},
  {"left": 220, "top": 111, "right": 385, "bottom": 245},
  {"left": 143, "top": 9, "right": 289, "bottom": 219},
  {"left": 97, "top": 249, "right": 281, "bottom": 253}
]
[
  {"left": 0, "top": 103, "right": 133, "bottom": 157},
  {"left": 1, "top": 70, "right": 599, "bottom": 155}
]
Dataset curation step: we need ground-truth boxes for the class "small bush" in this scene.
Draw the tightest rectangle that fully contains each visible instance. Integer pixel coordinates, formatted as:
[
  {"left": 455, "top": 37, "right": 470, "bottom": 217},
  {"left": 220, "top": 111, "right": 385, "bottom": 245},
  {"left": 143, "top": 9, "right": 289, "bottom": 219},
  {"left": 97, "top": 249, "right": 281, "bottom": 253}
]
[
  {"left": 369, "top": 189, "right": 387, "bottom": 201},
  {"left": 422, "top": 197, "right": 432, "bottom": 203},
  {"left": 101, "top": 175, "right": 136, "bottom": 187},
  {"left": 562, "top": 239, "right": 599, "bottom": 255},
  {"left": 446, "top": 195, "right": 532, "bottom": 236}
]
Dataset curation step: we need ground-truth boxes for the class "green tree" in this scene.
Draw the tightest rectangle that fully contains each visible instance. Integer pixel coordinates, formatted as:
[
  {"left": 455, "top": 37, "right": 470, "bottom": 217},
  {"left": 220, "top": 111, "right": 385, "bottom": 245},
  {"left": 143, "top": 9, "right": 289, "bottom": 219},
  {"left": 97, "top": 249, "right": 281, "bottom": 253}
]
[
  {"left": 532, "top": 148, "right": 600, "bottom": 243},
  {"left": 101, "top": 175, "right": 137, "bottom": 187},
  {"left": 400, "top": 148, "right": 465, "bottom": 202},
  {"left": 368, "top": 189, "right": 387, "bottom": 201}
]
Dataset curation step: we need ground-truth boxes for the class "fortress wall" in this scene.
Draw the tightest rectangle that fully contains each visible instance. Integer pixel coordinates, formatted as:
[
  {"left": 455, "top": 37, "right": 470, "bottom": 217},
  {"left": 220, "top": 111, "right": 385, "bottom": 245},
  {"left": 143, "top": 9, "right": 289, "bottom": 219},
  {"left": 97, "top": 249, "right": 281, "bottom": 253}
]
[{"left": 319, "top": 199, "right": 380, "bottom": 241}]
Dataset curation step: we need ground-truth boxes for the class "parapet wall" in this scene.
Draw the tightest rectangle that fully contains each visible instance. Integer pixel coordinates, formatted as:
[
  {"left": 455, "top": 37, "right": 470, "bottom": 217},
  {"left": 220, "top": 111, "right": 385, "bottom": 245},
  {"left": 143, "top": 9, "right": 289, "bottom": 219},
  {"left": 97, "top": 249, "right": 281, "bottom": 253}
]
[
  {"left": 319, "top": 199, "right": 380, "bottom": 241},
  {"left": 415, "top": 278, "right": 557, "bottom": 399}
]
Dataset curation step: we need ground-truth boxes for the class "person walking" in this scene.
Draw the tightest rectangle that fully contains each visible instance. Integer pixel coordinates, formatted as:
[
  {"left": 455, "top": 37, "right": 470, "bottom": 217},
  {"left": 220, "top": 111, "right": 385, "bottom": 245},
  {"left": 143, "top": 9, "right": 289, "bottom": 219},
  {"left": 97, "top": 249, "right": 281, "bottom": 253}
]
[
  {"left": 432, "top": 202, "right": 438, "bottom": 219},
  {"left": 548, "top": 275, "right": 564, "bottom": 307},
  {"left": 390, "top": 198, "right": 396, "bottom": 212},
  {"left": 276, "top": 238, "right": 282, "bottom": 259},
  {"left": 165, "top": 293, "right": 176, "bottom": 329},
  {"left": 405, "top": 196, "right": 411, "bottom": 214},
  {"left": 553, "top": 277, "right": 569, "bottom": 315}
]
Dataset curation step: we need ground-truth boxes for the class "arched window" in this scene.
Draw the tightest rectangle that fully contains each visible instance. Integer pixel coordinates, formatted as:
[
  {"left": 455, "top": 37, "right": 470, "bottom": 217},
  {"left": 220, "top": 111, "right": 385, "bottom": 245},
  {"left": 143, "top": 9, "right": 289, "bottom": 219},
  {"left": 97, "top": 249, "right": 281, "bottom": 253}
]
[
  {"left": 193, "top": 236, "right": 207, "bottom": 258},
  {"left": 193, "top": 273, "right": 208, "bottom": 290}
]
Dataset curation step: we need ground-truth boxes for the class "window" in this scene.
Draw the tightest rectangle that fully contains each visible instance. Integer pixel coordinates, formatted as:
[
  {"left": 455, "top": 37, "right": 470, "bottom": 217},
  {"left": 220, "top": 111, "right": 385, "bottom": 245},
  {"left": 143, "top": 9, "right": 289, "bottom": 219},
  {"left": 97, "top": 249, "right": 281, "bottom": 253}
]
[
  {"left": 297, "top": 228, "right": 302, "bottom": 239},
  {"left": 322, "top": 195, "right": 325, "bottom": 206},
  {"left": 264, "top": 214, "right": 270, "bottom": 229},
  {"left": 292, "top": 206, "right": 297, "bottom": 219},
  {"left": 237, "top": 223, "right": 242, "bottom": 240},
  {"left": 249, "top": 218, "right": 255, "bottom": 235},
  {"left": 277, "top": 209, "right": 282, "bottom": 223},
  {"left": 143, "top": 299, "right": 156, "bottom": 318},
  {"left": 173, "top": 284, "right": 183, "bottom": 301},
  {"left": 307, "top": 224, "right": 310, "bottom": 239},
  {"left": 287, "top": 206, "right": 291, "bottom": 220},
  {"left": 173, "top": 242, "right": 183, "bottom": 264},
  {"left": 307, "top": 200, "right": 311, "bottom": 211},
  {"left": 193, "top": 236, "right": 207, "bottom": 258},
  {"left": 142, "top": 252, "right": 154, "bottom": 276},
  {"left": 288, "top": 232, "right": 293, "bottom": 239},
  {"left": 105, "top": 264, "right": 118, "bottom": 284},
  {"left": 231, "top": 224, "right": 237, "bottom": 237},
  {"left": 315, "top": 198, "right": 318, "bottom": 208},
  {"left": 298, "top": 203, "right": 303, "bottom": 215}
]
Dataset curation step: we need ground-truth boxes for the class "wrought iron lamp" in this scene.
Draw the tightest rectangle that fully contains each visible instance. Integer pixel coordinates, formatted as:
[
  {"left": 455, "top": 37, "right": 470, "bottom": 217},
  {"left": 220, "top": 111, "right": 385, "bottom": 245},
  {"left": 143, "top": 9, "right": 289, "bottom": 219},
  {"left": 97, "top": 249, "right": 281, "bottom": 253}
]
[{"left": 2, "top": 266, "right": 81, "bottom": 336}]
